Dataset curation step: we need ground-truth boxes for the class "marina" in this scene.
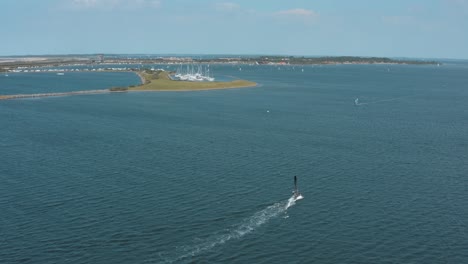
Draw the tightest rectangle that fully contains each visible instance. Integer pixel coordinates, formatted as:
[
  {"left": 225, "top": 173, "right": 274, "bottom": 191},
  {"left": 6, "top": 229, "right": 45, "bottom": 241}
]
[{"left": 174, "top": 64, "right": 215, "bottom": 81}]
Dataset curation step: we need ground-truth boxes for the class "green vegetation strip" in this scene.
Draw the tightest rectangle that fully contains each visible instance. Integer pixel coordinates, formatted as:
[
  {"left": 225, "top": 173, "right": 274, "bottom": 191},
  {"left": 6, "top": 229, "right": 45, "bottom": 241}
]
[{"left": 129, "top": 70, "right": 257, "bottom": 91}]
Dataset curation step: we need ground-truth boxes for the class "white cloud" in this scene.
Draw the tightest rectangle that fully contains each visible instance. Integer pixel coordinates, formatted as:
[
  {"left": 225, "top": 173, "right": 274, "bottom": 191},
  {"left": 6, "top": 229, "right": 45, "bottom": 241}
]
[
  {"left": 274, "top": 8, "right": 318, "bottom": 18},
  {"left": 71, "top": 0, "right": 115, "bottom": 9},
  {"left": 273, "top": 8, "right": 319, "bottom": 24},
  {"left": 71, "top": 0, "right": 98, "bottom": 8},
  {"left": 215, "top": 2, "right": 240, "bottom": 11},
  {"left": 133, "top": 0, "right": 161, "bottom": 8},
  {"left": 69, "top": 0, "right": 160, "bottom": 10}
]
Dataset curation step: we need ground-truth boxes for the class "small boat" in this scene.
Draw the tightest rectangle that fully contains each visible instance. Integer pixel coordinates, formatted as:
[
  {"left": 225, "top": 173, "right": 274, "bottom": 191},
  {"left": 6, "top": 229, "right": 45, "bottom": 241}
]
[
  {"left": 293, "top": 176, "right": 304, "bottom": 200},
  {"left": 57, "top": 72, "right": 65, "bottom": 76}
]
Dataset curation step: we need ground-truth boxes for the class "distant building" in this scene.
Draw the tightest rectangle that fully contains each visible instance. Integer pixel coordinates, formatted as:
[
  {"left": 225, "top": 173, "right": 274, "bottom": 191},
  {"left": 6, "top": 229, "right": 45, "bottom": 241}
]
[{"left": 98, "top": 54, "right": 104, "bottom": 63}]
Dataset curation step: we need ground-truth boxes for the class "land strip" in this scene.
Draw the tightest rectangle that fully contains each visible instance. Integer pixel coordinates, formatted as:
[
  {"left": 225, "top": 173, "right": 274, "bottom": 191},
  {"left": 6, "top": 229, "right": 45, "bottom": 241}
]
[
  {"left": 1, "top": 55, "right": 439, "bottom": 73},
  {"left": 0, "top": 89, "right": 112, "bottom": 100},
  {"left": 0, "top": 70, "right": 257, "bottom": 100},
  {"left": 129, "top": 70, "right": 257, "bottom": 91}
]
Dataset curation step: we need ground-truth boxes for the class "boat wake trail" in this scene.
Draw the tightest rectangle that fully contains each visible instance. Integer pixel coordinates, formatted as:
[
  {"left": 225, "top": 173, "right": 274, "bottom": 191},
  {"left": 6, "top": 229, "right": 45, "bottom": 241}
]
[
  {"left": 159, "top": 196, "right": 298, "bottom": 263},
  {"left": 355, "top": 96, "right": 411, "bottom": 106}
]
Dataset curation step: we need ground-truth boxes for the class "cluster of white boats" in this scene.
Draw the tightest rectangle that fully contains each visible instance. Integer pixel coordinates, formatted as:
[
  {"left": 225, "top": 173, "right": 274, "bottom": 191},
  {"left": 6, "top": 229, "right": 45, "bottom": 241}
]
[{"left": 174, "top": 64, "right": 214, "bottom": 82}]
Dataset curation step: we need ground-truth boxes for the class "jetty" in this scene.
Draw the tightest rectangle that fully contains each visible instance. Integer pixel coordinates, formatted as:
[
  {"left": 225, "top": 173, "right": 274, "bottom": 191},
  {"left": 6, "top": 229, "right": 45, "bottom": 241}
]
[{"left": 0, "top": 89, "right": 112, "bottom": 100}]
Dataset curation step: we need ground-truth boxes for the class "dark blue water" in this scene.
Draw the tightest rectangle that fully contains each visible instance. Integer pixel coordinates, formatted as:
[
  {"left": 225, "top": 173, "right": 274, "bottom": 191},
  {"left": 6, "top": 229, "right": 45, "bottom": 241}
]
[
  {"left": 0, "top": 72, "right": 140, "bottom": 95},
  {"left": 1, "top": 63, "right": 468, "bottom": 263}
]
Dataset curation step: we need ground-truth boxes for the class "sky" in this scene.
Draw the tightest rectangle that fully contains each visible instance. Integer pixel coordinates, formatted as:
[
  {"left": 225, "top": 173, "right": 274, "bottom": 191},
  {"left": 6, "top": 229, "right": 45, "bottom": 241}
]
[{"left": 1, "top": 0, "right": 468, "bottom": 58}]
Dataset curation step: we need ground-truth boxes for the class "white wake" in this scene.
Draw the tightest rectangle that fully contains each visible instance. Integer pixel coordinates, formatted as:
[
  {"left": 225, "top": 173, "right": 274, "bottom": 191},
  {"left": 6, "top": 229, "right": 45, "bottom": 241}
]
[
  {"left": 159, "top": 195, "right": 299, "bottom": 263},
  {"left": 355, "top": 95, "right": 411, "bottom": 106}
]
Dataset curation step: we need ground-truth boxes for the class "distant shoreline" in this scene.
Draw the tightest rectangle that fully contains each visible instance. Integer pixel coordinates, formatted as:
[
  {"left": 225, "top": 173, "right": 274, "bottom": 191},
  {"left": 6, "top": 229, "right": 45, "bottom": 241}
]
[{"left": 0, "top": 55, "right": 439, "bottom": 71}]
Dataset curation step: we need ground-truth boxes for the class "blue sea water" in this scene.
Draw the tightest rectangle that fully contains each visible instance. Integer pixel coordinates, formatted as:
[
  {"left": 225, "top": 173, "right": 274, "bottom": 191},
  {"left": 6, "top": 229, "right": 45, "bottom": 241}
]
[
  {"left": 1, "top": 63, "right": 468, "bottom": 263},
  {"left": 0, "top": 72, "right": 140, "bottom": 95}
]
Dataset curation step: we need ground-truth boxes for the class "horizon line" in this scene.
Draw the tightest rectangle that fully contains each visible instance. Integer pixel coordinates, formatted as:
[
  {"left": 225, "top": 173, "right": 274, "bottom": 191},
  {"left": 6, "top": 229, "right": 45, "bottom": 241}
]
[{"left": 0, "top": 53, "right": 466, "bottom": 61}]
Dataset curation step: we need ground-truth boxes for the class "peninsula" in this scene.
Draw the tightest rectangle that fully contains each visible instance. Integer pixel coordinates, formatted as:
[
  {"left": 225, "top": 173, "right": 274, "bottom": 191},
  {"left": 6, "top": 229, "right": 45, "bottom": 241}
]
[{"left": 130, "top": 70, "right": 256, "bottom": 91}]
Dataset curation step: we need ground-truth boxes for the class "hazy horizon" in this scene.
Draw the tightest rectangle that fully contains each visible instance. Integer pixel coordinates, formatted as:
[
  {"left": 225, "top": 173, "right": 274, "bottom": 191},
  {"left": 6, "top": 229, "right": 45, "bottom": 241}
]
[{"left": 1, "top": 53, "right": 467, "bottom": 61}]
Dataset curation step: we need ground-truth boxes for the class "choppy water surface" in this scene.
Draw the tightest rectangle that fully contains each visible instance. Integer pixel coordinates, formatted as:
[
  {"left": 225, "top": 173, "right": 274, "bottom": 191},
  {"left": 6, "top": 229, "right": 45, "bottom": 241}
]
[{"left": 1, "top": 63, "right": 468, "bottom": 263}]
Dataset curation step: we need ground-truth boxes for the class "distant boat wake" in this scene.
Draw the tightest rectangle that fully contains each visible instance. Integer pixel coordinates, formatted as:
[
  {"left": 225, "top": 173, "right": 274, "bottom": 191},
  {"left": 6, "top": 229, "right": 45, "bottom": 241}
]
[
  {"left": 354, "top": 96, "right": 410, "bottom": 106},
  {"left": 159, "top": 195, "right": 299, "bottom": 263}
]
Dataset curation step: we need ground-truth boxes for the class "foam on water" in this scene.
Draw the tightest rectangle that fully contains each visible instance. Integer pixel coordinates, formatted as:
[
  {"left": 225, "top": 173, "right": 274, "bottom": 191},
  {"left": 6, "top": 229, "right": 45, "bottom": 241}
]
[
  {"left": 160, "top": 195, "right": 298, "bottom": 263},
  {"left": 355, "top": 95, "right": 411, "bottom": 106}
]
